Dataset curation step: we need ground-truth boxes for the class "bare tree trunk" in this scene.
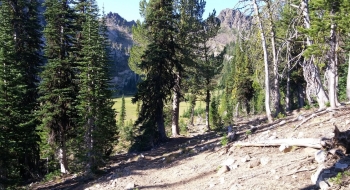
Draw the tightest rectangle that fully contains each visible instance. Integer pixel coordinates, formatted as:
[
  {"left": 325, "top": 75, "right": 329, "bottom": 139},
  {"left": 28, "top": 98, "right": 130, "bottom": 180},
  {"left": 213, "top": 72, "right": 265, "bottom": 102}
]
[
  {"left": 189, "top": 94, "right": 196, "bottom": 126},
  {"left": 286, "top": 56, "right": 291, "bottom": 111},
  {"left": 347, "top": 53, "right": 350, "bottom": 101},
  {"left": 85, "top": 116, "right": 94, "bottom": 173},
  {"left": 300, "top": 0, "right": 329, "bottom": 109},
  {"left": 328, "top": 21, "right": 337, "bottom": 109},
  {"left": 235, "top": 102, "right": 239, "bottom": 118},
  {"left": 205, "top": 89, "right": 210, "bottom": 131},
  {"left": 252, "top": 0, "right": 273, "bottom": 123},
  {"left": 266, "top": 0, "right": 281, "bottom": 116},
  {"left": 171, "top": 74, "right": 180, "bottom": 137},
  {"left": 59, "top": 135, "right": 68, "bottom": 174}
]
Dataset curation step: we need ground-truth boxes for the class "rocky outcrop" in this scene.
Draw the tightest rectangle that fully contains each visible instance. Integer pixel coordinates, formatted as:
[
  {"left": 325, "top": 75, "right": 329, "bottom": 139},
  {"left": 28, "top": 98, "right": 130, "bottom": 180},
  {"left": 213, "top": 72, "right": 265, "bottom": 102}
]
[
  {"left": 105, "top": 13, "right": 139, "bottom": 95},
  {"left": 217, "top": 8, "right": 251, "bottom": 30},
  {"left": 209, "top": 9, "right": 252, "bottom": 53}
]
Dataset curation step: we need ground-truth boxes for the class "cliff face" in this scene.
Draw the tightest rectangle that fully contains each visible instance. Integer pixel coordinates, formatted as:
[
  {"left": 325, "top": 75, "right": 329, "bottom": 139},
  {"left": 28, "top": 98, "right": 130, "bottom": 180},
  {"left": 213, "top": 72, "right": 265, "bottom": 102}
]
[
  {"left": 217, "top": 8, "right": 251, "bottom": 30},
  {"left": 105, "top": 12, "right": 139, "bottom": 95},
  {"left": 209, "top": 8, "right": 252, "bottom": 53}
]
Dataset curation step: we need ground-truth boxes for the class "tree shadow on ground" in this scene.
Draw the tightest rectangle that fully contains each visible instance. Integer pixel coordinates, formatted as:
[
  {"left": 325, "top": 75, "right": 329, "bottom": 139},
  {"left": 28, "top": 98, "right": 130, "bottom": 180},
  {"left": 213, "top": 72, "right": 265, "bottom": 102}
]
[{"left": 33, "top": 132, "right": 221, "bottom": 190}]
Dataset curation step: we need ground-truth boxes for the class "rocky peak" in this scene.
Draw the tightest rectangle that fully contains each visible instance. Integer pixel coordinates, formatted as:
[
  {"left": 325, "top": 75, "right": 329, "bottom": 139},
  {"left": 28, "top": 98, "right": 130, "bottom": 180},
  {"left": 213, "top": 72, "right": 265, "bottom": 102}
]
[
  {"left": 217, "top": 8, "right": 251, "bottom": 30},
  {"left": 104, "top": 13, "right": 138, "bottom": 95},
  {"left": 208, "top": 9, "right": 252, "bottom": 53},
  {"left": 106, "top": 12, "right": 136, "bottom": 28}
]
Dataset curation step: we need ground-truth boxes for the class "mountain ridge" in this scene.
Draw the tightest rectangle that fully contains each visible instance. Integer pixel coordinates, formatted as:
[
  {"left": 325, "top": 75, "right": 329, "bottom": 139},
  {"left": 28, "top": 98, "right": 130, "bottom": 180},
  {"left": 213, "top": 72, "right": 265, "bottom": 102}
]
[{"left": 107, "top": 8, "right": 252, "bottom": 95}]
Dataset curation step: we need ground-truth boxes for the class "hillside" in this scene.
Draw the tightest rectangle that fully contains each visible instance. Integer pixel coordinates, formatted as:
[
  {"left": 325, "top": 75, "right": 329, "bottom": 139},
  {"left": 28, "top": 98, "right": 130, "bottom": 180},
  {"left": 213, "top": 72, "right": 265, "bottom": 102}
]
[
  {"left": 106, "top": 8, "right": 251, "bottom": 94},
  {"left": 211, "top": 8, "right": 252, "bottom": 53},
  {"left": 105, "top": 12, "right": 139, "bottom": 95},
  {"left": 32, "top": 105, "right": 350, "bottom": 190}
]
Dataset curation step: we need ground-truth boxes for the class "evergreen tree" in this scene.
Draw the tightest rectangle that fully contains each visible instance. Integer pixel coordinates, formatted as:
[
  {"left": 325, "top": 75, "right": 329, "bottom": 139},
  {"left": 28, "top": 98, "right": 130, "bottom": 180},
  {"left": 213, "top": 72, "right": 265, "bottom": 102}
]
[
  {"left": 0, "top": 0, "right": 42, "bottom": 182},
  {"left": 230, "top": 41, "right": 254, "bottom": 114},
  {"left": 118, "top": 95, "right": 126, "bottom": 128},
  {"left": 132, "top": 0, "right": 180, "bottom": 149},
  {"left": 74, "top": 1, "right": 116, "bottom": 172},
  {"left": 37, "top": 0, "right": 77, "bottom": 174},
  {"left": 197, "top": 12, "right": 222, "bottom": 130},
  {"left": 170, "top": 0, "right": 207, "bottom": 136}
]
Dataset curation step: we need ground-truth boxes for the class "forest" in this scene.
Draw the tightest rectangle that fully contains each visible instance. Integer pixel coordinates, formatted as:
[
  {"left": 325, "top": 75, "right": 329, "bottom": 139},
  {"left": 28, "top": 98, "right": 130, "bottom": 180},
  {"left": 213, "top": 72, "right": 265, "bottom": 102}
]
[
  {"left": 0, "top": 0, "right": 116, "bottom": 187},
  {"left": 128, "top": 0, "right": 350, "bottom": 150},
  {"left": 1, "top": 0, "right": 350, "bottom": 188}
]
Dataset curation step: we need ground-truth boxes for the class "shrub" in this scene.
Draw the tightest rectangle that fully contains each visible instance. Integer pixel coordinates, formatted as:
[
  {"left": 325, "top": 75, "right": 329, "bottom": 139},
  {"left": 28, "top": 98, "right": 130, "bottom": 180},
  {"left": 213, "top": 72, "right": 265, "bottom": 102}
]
[{"left": 221, "top": 135, "right": 228, "bottom": 146}]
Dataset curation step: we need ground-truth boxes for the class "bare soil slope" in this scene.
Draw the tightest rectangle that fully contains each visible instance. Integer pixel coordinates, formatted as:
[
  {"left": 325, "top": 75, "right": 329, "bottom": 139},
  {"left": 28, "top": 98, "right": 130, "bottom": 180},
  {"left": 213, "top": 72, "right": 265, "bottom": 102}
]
[{"left": 32, "top": 106, "right": 350, "bottom": 190}]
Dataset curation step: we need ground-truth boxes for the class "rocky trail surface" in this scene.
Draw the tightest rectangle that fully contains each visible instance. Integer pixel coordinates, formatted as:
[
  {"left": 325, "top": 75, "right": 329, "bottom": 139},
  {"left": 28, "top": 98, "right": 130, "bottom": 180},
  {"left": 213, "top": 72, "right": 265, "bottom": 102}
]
[{"left": 32, "top": 106, "right": 350, "bottom": 190}]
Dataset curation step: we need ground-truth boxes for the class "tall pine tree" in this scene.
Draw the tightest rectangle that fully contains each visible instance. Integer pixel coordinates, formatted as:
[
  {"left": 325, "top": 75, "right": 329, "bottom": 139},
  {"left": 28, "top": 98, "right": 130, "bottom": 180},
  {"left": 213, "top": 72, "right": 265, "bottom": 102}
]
[
  {"left": 37, "top": 0, "right": 77, "bottom": 174},
  {"left": 74, "top": 0, "right": 116, "bottom": 172},
  {"left": 132, "top": 0, "right": 180, "bottom": 149},
  {"left": 0, "top": 0, "right": 43, "bottom": 182}
]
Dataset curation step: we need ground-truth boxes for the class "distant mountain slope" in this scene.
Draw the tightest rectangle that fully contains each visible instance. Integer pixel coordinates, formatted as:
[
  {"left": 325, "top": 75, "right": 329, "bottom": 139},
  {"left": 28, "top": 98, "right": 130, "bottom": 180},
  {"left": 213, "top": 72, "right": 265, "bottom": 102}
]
[
  {"left": 210, "top": 8, "right": 252, "bottom": 53},
  {"left": 106, "top": 9, "right": 251, "bottom": 95},
  {"left": 105, "top": 12, "right": 139, "bottom": 95}
]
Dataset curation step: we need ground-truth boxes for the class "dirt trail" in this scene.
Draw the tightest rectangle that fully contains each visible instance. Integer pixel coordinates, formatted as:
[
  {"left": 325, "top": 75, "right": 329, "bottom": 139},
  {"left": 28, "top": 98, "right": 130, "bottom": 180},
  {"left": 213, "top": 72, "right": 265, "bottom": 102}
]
[{"left": 32, "top": 106, "right": 350, "bottom": 190}]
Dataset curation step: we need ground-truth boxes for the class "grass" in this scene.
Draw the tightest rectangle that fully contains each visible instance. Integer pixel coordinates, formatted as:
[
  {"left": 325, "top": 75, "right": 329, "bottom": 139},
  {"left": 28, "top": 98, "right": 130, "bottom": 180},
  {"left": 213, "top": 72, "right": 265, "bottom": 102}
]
[
  {"left": 113, "top": 96, "right": 206, "bottom": 123},
  {"left": 112, "top": 96, "right": 138, "bottom": 122}
]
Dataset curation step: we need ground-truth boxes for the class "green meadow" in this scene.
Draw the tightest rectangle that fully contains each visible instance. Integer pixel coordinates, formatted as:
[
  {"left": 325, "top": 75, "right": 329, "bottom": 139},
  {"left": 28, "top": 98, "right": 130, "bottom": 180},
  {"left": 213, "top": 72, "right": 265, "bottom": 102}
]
[{"left": 113, "top": 96, "right": 206, "bottom": 123}]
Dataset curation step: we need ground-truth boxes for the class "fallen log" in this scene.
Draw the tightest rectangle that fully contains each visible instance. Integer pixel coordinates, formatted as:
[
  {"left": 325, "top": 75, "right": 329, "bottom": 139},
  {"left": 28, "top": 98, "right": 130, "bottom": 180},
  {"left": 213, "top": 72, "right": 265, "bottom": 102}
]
[{"left": 233, "top": 138, "right": 325, "bottom": 149}]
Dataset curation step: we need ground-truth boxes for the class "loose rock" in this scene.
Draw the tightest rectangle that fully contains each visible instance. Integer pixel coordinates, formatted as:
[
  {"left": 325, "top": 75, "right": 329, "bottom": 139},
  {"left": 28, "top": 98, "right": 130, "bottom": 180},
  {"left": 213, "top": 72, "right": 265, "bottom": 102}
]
[
  {"left": 125, "top": 182, "right": 135, "bottom": 190},
  {"left": 260, "top": 157, "right": 270, "bottom": 166},
  {"left": 315, "top": 150, "right": 327, "bottom": 164},
  {"left": 319, "top": 180, "right": 330, "bottom": 190},
  {"left": 217, "top": 165, "right": 230, "bottom": 175},
  {"left": 279, "top": 144, "right": 292, "bottom": 153},
  {"left": 248, "top": 159, "right": 260, "bottom": 168},
  {"left": 241, "top": 154, "right": 251, "bottom": 162}
]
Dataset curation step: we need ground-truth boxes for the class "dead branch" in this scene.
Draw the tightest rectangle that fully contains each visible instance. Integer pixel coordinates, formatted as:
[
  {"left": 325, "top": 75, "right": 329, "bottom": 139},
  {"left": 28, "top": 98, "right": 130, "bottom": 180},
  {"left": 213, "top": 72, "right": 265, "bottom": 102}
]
[
  {"left": 293, "top": 108, "right": 331, "bottom": 131},
  {"left": 293, "top": 113, "right": 318, "bottom": 131},
  {"left": 285, "top": 166, "right": 317, "bottom": 176},
  {"left": 234, "top": 138, "right": 324, "bottom": 149}
]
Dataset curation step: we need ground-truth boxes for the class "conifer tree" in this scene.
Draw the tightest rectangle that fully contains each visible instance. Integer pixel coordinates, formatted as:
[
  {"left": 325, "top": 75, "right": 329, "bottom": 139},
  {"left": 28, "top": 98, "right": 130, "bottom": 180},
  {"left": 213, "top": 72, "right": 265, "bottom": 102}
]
[
  {"left": 230, "top": 41, "right": 254, "bottom": 114},
  {"left": 37, "top": 0, "right": 77, "bottom": 174},
  {"left": 198, "top": 12, "right": 221, "bottom": 131},
  {"left": 74, "top": 1, "right": 116, "bottom": 172},
  {"left": 132, "top": 0, "right": 180, "bottom": 147},
  {"left": 119, "top": 95, "right": 126, "bottom": 128},
  {"left": 0, "top": 0, "right": 42, "bottom": 182}
]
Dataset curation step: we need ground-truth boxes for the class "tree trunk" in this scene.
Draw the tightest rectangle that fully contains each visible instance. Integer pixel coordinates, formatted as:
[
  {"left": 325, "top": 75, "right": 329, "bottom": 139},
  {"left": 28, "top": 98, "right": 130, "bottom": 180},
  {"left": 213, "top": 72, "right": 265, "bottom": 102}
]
[
  {"left": 156, "top": 100, "right": 167, "bottom": 142},
  {"left": 235, "top": 102, "right": 239, "bottom": 118},
  {"left": 252, "top": 0, "right": 273, "bottom": 122},
  {"left": 234, "top": 138, "right": 323, "bottom": 149},
  {"left": 58, "top": 138, "right": 68, "bottom": 174},
  {"left": 85, "top": 116, "right": 94, "bottom": 172},
  {"left": 347, "top": 53, "right": 350, "bottom": 101},
  {"left": 301, "top": 0, "right": 329, "bottom": 109},
  {"left": 286, "top": 58, "right": 291, "bottom": 111},
  {"left": 297, "top": 83, "right": 305, "bottom": 108},
  {"left": 267, "top": 0, "right": 281, "bottom": 116},
  {"left": 328, "top": 21, "right": 337, "bottom": 109},
  {"left": 189, "top": 94, "right": 196, "bottom": 126},
  {"left": 205, "top": 89, "right": 210, "bottom": 131},
  {"left": 171, "top": 74, "right": 180, "bottom": 137}
]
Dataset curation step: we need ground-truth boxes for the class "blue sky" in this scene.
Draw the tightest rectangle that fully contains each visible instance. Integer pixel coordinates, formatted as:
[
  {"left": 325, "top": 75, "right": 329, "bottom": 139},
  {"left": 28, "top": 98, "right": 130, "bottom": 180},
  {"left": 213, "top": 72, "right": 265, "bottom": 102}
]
[{"left": 96, "top": 0, "right": 239, "bottom": 21}]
